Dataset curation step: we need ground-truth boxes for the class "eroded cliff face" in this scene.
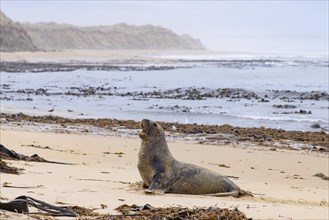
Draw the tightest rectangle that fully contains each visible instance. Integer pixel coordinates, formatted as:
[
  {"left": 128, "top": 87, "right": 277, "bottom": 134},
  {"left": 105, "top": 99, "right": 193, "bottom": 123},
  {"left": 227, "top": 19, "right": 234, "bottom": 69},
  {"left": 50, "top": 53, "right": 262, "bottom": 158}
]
[
  {"left": 21, "top": 22, "right": 205, "bottom": 50},
  {"left": 0, "top": 11, "right": 38, "bottom": 52},
  {"left": 0, "top": 10, "right": 204, "bottom": 51}
]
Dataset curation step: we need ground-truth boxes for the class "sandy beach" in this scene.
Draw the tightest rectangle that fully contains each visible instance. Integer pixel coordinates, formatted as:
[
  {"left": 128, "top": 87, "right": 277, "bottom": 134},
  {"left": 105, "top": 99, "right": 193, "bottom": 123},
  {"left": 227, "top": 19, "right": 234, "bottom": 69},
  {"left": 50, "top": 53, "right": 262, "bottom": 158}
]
[
  {"left": 0, "top": 123, "right": 328, "bottom": 219},
  {"left": 0, "top": 50, "right": 212, "bottom": 63}
]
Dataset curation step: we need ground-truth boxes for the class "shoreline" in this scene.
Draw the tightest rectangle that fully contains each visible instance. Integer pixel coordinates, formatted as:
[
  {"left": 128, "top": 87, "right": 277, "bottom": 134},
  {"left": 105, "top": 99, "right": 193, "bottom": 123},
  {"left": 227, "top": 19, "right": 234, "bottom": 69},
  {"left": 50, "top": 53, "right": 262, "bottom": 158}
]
[
  {"left": 0, "top": 124, "right": 328, "bottom": 219},
  {"left": 0, "top": 50, "right": 208, "bottom": 63},
  {"left": 1, "top": 49, "right": 328, "bottom": 62},
  {"left": 1, "top": 49, "right": 327, "bottom": 73},
  {"left": 1, "top": 113, "right": 328, "bottom": 152}
]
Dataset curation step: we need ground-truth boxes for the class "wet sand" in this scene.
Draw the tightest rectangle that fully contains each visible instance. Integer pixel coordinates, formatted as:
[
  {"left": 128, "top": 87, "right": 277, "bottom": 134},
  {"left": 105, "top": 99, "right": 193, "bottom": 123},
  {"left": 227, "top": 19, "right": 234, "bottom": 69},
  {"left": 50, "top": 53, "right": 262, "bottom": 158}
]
[{"left": 1, "top": 124, "right": 328, "bottom": 219}]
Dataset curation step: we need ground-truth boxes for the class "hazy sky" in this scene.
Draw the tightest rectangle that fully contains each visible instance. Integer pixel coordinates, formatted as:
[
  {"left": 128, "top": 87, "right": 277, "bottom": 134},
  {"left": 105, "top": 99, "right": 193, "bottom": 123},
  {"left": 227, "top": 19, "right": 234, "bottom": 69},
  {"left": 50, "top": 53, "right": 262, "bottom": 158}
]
[{"left": 1, "top": 1, "right": 328, "bottom": 55}]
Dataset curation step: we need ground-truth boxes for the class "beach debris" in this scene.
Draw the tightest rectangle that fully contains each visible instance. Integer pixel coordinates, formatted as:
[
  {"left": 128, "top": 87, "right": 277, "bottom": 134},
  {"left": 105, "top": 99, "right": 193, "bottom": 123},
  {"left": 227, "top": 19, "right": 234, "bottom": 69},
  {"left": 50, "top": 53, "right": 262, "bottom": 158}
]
[
  {"left": 2, "top": 182, "right": 11, "bottom": 187},
  {"left": 129, "top": 181, "right": 145, "bottom": 191},
  {"left": 227, "top": 175, "right": 240, "bottom": 179},
  {"left": 285, "top": 174, "right": 304, "bottom": 180},
  {"left": 313, "top": 173, "right": 329, "bottom": 181},
  {"left": 21, "top": 144, "right": 63, "bottom": 152},
  {"left": 209, "top": 163, "right": 231, "bottom": 168},
  {"left": 290, "top": 186, "right": 300, "bottom": 189},
  {"left": 0, "top": 160, "right": 22, "bottom": 174},
  {"left": 2, "top": 182, "right": 43, "bottom": 189},
  {"left": 203, "top": 133, "right": 236, "bottom": 141},
  {"left": 103, "top": 151, "right": 125, "bottom": 157},
  {"left": 320, "top": 199, "right": 328, "bottom": 206},
  {"left": 268, "top": 168, "right": 285, "bottom": 174},
  {"left": 100, "top": 204, "right": 108, "bottom": 209},
  {"left": 1, "top": 197, "right": 251, "bottom": 219},
  {"left": 0, "top": 195, "right": 77, "bottom": 217},
  {"left": 68, "top": 205, "right": 99, "bottom": 217},
  {"left": 114, "top": 204, "right": 251, "bottom": 220},
  {"left": 115, "top": 152, "right": 124, "bottom": 157},
  {"left": 1, "top": 113, "right": 328, "bottom": 150},
  {"left": 0, "top": 144, "right": 74, "bottom": 165},
  {"left": 219, "top": 164, "right": 231, "bottom": 168}
]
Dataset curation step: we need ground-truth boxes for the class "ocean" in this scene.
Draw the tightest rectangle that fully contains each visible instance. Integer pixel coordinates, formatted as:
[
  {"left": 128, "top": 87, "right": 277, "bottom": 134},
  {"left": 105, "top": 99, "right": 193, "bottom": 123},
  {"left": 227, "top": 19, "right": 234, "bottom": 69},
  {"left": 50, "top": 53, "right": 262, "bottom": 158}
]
[{"left": 1, "top": 54, "right": 328, "bottom": 132}]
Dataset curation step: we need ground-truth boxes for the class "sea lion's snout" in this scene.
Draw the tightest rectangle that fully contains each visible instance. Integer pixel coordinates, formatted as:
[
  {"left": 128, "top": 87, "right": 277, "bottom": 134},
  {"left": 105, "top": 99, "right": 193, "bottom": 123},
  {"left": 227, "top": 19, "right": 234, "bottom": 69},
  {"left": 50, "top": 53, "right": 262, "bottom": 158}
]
[
  {"left": 139, "top": 119, "right": 163, "bottom": 140},
  {"left": 141, "top": 119, "right": 150, "bottom": 131},
  {"left": 139, "top": 119, "right": 150, "bottom": 139}
]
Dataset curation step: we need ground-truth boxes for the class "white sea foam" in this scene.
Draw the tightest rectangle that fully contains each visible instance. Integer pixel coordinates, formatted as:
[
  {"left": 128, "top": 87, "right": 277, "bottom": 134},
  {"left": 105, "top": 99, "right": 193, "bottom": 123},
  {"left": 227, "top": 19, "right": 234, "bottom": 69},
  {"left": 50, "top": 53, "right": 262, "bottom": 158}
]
[
  {"left": 154, "top": 52, "right": 329, "bottom": 63},
  {"left": 233, "top": 114, "right": 326, "bottom": 123}
]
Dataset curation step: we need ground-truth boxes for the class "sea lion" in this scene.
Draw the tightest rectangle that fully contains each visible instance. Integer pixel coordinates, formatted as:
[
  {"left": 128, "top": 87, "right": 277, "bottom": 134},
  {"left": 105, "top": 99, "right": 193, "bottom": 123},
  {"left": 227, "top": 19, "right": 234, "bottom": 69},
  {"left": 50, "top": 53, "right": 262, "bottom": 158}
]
[{"left": 138, "top": 119, "right": 252, "bottom": 197}]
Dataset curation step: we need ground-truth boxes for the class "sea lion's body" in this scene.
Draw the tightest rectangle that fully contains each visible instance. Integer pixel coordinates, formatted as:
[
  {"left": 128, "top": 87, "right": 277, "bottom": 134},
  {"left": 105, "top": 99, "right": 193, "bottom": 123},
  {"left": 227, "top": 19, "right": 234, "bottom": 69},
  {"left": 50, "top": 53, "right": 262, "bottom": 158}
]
[{"left": 138, "top": 119, "right": 250, "bottom": 197}]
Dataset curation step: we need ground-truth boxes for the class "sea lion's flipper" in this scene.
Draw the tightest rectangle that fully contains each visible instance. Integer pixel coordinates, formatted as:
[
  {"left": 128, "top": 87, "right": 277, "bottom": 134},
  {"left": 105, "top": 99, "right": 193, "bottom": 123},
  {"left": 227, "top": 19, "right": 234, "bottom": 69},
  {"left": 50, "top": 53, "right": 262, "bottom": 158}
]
[
  {"left": 239, "top": 190, "right": 254, "bottom": 197},
  {"left": 144, "top": 189, "right": 165, "bottom": 194},
  {"left": 146, "top": 172, "right": 167, "bottom": 193},
  {"left": 142, "top": 182, "right": 148, "bottom": 189},
  {"left": 205, "top": 191, "right": 240, "bottom": 197},
  {"left": 206, "top": 189, "right": 253, "bottom": 198},
  {"left": 145, "top": 158, "right": 168, "bottom": 193}
]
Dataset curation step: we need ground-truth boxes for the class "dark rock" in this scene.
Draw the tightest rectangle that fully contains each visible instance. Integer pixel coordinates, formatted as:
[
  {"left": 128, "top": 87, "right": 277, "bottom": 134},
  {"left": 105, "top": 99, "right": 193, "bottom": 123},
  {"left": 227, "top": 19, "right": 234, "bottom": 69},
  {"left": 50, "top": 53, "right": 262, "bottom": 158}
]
[{"left": 311, "top": 123, "right": 321, "bottom": 129}]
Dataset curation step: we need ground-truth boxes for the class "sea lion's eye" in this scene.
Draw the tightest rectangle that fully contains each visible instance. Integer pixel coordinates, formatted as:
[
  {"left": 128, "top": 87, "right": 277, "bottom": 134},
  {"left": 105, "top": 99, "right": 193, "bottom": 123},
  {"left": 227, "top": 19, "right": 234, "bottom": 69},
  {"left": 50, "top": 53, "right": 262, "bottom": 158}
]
[{"left": 153, "top": 123, "right": 157, "bottom": 127}]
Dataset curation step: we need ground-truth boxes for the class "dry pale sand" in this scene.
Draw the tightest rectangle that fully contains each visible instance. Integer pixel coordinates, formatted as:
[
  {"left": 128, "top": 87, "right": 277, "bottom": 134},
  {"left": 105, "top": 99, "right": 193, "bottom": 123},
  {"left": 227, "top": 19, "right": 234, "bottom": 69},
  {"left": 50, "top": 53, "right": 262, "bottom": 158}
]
[{"left": 0, "top": 128, "right": 328, "bottom": 219}]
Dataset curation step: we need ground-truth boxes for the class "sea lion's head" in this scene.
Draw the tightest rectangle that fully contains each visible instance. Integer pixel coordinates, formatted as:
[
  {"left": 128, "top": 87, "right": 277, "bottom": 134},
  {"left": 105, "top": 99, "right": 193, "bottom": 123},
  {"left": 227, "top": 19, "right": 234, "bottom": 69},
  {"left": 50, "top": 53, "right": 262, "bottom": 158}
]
[{"left": 139, "top": 119, "right": 165, "bottom": 140}]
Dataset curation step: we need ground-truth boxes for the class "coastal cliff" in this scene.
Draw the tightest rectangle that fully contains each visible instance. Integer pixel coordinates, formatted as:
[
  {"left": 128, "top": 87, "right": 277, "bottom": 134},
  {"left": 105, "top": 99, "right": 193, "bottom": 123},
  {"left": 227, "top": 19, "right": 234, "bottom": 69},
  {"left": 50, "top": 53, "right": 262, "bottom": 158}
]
[
  {"left": 0, "top": 11, "right": 204, "bottom": 52},
  {"left": 0, "top": 11, "right": 38, "bottom": 52},
  {"left": 21, "top": 22, "right": 204, "bottom": 50}
]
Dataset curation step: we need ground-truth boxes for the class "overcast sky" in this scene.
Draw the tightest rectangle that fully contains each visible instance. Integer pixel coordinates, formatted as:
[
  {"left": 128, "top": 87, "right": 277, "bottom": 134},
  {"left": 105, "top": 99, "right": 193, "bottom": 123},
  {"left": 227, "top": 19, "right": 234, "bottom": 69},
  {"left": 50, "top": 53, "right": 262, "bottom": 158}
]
[{"left": 1, "top": 1, "right": 328, "bottom": 55}]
